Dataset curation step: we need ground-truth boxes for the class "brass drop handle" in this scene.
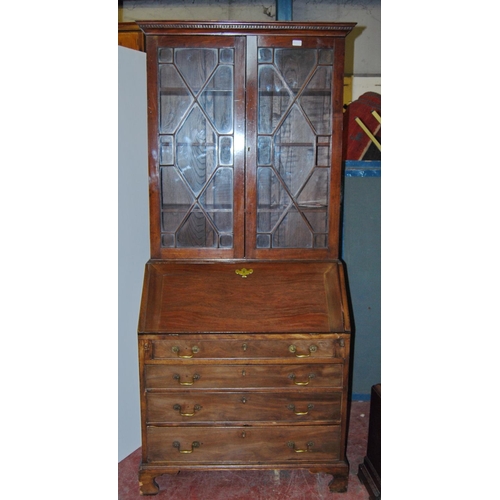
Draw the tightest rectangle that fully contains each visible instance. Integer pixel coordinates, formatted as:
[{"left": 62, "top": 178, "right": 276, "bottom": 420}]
[
  {"left": 173, "top": 373, "right": 200, "bottom": 386},
  {"left": 172, "top": 345, "right": 200, "bottom": 358},
  {"left": 287, "top": 441, "right": 314, "bottom": 453},
  {"left": 288, "top": 344, "right": 317, "bottom": 358},
  {"left": 173, "top": 441, "right": 200, "bottom": 454},
  {"left": 288, "top": 403, "right": 314, "bottom": 415},
  {"left": 173, "top": 404, "right": 202, "bottom": 417},
  {"left": 289, "top": 373, "right": 315, "bottom": 386}
]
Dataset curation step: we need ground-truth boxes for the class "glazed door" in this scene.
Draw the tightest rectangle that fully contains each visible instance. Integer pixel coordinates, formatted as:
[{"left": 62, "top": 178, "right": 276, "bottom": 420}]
[
  {"left": 245, "top": 35, "right": 345, "bottom": 259},
  {"left": 147, "top": 35, "right": 246, "bottom": 259}
]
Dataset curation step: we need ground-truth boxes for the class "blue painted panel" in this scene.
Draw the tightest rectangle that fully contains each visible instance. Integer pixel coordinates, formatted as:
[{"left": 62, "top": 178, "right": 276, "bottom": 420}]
[
  {"left": 342, "top": 175, "right": 381, "bottom": 395},
  {"left": 345, "top": 160, "right": 381, "bottom": 177},
  {"left": 276, "top": 0, "right": 293, "bottom": 20}
]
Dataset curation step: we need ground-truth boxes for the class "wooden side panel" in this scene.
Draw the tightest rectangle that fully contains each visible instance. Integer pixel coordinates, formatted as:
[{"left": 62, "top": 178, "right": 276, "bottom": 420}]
[{"left": 118, "top": 23, "right": 145, "bottom": 52}]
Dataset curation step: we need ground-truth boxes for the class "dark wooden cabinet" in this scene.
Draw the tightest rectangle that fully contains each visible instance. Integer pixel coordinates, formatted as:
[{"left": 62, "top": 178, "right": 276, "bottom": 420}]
[{"left": 136, "top": 21, "right": 355, "bottom": 495}]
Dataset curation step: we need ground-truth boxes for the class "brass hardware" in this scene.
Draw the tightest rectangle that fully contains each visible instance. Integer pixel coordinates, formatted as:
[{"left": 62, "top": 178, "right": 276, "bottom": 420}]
[
  {"left": 242, "top": 370, "right": 246, "bottom": 376},
  {"left": 287, "top": 441, "right": 314, "bottom": 453},
  {"left": 235, "top": 268, "right": 253, "bottom": 278},
  {"left": 288, "top": 373, "right": 315, "bottom": 386},
  {"left": 172, "top": 345, "right": 200, "bottom": 358},
  {"left": 241, "top": 432, "right": 246, "bottom": 438},
  {"left": 338, "top": 339, "right": 345, "bottom": 347},
  {"left": 287, "top": 403, "right": 314, "bottom": 415},
  {"left": 173, "top": 373, "right": 200, "bottom": 386},
  {"left": 242, "top": 343, "right": 248, "bottom": 351},
  {"left": 172, "top": 441, "right": 200, "bottom": 454},
  {"left": 143, "top": 341, "right": 150, "bottom": 350},
  {"left": 173, "top": 404, "right": 202, "bottom": 417},
  {"left": 241, "top": 397, "right": 247, "bottom": 404},
  {"left": 288, "top": 344, "right": 317, "bottom": 358}
]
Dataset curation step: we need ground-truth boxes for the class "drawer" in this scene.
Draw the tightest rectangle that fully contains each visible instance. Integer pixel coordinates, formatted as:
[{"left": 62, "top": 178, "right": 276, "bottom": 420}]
[
  {"left": 149, "top": 338, "right": 340, "bottom": 360},
  {"left": 145, "top": 363, "right": 343, "bottom": 389},
  {"left": 146, "top": 425, "right": 341, "bottom": 464},
  {"left": 146, "top": 391, "right": 342, "bottom": 423}
]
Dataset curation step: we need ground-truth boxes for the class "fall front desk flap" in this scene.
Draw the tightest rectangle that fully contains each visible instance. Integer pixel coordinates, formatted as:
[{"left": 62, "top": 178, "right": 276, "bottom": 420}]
[{"left": 138, "top": 261, "right": 350, "bottom": 334}]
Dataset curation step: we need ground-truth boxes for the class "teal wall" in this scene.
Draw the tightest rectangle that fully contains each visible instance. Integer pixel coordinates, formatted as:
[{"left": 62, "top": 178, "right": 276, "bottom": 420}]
[{"left": 342, "top": 174, "right": 381, "bottom": 398}]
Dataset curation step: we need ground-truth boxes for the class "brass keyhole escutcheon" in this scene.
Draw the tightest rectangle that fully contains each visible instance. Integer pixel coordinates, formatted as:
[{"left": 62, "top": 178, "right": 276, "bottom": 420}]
[{"left": 235, "top": 268, "right": 253, "bottom": 278}]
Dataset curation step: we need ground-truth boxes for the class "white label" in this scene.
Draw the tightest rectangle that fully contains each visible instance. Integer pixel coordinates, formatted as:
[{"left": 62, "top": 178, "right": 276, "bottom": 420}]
[{"left": 292, "top": 40, "right": 302, "bottom": 46}]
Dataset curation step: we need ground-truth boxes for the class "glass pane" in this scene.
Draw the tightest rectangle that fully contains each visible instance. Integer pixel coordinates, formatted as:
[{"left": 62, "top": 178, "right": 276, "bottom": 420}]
[
  {"left": 257, "top": 136, "right": 272, "bottom": 165},
  {"left": 314, "top": 234, "right": 328, "bottom": 248},
  {"left": 158, "top": 48, "right": 173, "bottom": 63},
  {"left": 274, "top": 106, "right": 315, "bottom": 196},
  {"left": 274, "top": 49, "right": 316, "bottom": 95},
  {"left": 258, "top": 47, "right": 272, "bottom": 63},
  {"left": 219, "top": 136, "right": 233, "bottom": 166},
  {"left": 159, "top": 65, "right": 193, "bottom": 134},
  {"left": 318, "top": 49, "right": 333, "bottom": 65},
  {"left": 257, "top": 167, "right": 290, "bottom": 233},
  {"left": 258, "top": 65, "right": 291, "bottom": 134},
  {"left": 161, "top": 234, "right": 175, "bottom": 247},
  {"left": 176, "top": 106, "right": 217, "bottom": 196},
  {"left": 303, "top": 210, "right": 328, "bottom": 234},
  {"left": 161, "top": 166, "right": 193, "bottom": 246},
  {"left": 220, "top": 48, "right": 234, "bottom": 63},
  {"left": 199, "top": 65, "right": 233, "bottom": 134},
  {"left": 219, "top": 234, "right": 233, "bottom": 247},
  {"left": 175, "top": 48, "right": 218, "bottom": 94},
  {"left": 159, "top": 136, "right": 174, "bottom": 165},
  {"left": 176, "top": 207, "right": 217, "bottom": 248},
  {"left": 300, "top": 66, "right": 333, "bottom": 135},
  {"left": 297, "top": 168, "right": 329, "bottom": 208},
  {"left": 273, "top": 209, "right": 312, "bottom": 248},
  {"left": 200, "top": 168, "right": 233, "bottom": 228},
  {"left": 257, "top": 234, "right": 271, "bottom": 248},
  {"left": 161, "top": 166, "right": 194, "bottom": 209}
]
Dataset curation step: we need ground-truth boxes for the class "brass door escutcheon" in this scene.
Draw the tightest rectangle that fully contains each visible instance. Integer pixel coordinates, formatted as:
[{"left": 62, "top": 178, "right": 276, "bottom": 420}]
[{"left": 235, "top": 268, "right": 253, "bottom": 278}]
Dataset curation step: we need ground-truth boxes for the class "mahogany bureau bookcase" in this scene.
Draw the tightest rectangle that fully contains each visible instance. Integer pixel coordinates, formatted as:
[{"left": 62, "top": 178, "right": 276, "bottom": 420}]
[{"left": 135, "top": 21, "right": 356, "bottom": 495}]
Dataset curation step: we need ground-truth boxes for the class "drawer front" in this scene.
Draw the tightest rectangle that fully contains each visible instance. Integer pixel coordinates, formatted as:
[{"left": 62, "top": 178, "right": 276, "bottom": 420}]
[
  {"left": 150, "top": 338, "right": 338, "bottom": 360},
  {"left": 145, "top": 363, "right": 343, "bottom": 389},
  {"left": 146, "top": 425, "right": 341, "bottom": 464},
  {"left": 146, "top": 391, "right": 342, "bottom": 423}
]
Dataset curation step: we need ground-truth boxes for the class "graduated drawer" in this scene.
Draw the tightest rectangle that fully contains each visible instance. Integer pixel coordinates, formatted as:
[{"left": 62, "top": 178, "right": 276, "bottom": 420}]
[
  {"left": 148, "top": 338, "right": 340, "bottom": 360},
  {"left": 146, "top": 391, "right": 342, "bottom": 423},
  {"left": 146, "top": 425, "right": 341, "bottom": 464},
  {"left": 145, "top": 363, "right": 343, "bottom": 389}
]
